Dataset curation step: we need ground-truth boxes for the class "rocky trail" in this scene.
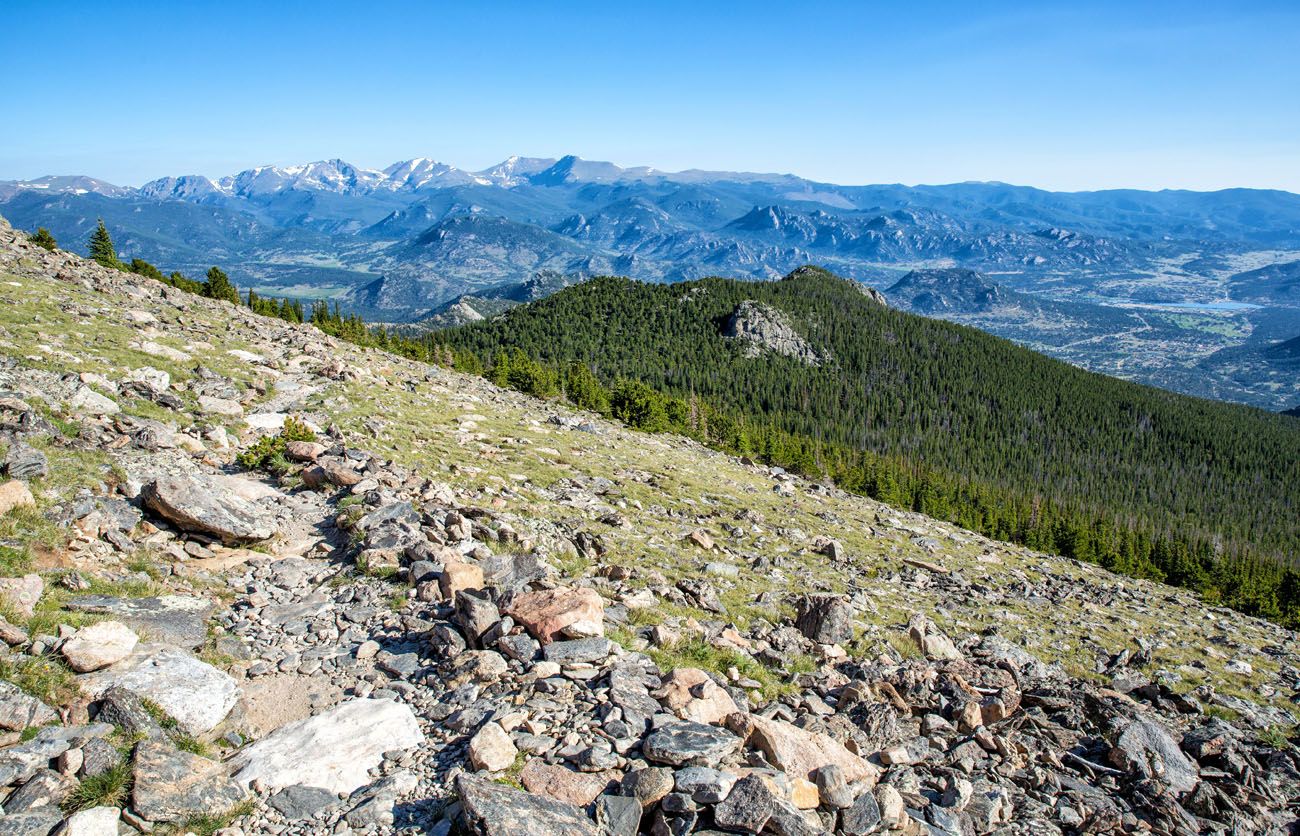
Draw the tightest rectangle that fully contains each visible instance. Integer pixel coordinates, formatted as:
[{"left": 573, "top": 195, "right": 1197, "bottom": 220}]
[{"left": 0, "top": 214, "right": 1295, "bottom": 835}]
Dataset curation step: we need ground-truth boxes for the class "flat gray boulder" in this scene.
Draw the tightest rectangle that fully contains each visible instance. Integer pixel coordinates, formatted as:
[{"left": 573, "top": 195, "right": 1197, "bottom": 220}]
[
  {"left": 142, "top": 474, "right": 276, "bottom": 543},
  {"left": 456, "top": 773, "right": 598, "bottom": 836},
  {"left": 1109, "top": 718, "right": 1199, "bottom": 796},
  {"left": 642, "top": 721, "right": 742, "bottom": 768},
  {"left": 0, "top": 681, "right": 57, "bottom": 731},
  {"left": 66, "top": 595, "right": 213, "bottom": 648},
  {"left": 0, "top": 810, "right": 64, "bottom": 835}
]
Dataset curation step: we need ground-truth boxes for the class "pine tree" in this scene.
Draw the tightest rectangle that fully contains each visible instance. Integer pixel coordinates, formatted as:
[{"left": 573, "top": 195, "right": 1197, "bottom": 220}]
[
  {"left": 28, "top": 228, "right": 57, "bottom": 251},
  {"left": 202, "top": 266, "right": 240, "bottom": 305},
  {"left": 87, "top": 219, "right": 121, "bottom": 268}
]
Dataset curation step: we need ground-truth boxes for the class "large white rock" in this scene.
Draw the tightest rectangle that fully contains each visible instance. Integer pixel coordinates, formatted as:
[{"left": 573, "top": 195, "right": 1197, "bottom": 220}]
[
  {"left": 80, "top": 644, "right": 239, "bottom": 735},
  {"left": 197, "top": 395, "right": 243, "bottom": 417},
  {"left": 60, "top": 621, "right": 138, "bottom": 672},
  {"left": 60, "top": 805, "right": 121, "bottom": 835},
  {"left": 123, "top": 366, "right": 170, "bottom": 395},
  {"left": 135, "top": 341, "right": 192, "bottom": 362},
  {"left": 69, "top": 386, "right": 119, "bottom": 416},
  {"left": 244, "top": 412, "right": 288, "bottom": 432},
  {"left": 230, "top": 698, "right": 423, "bottom": 795},
  {"left": 469, "top": 722, "right": 518, "bottom": 772}
]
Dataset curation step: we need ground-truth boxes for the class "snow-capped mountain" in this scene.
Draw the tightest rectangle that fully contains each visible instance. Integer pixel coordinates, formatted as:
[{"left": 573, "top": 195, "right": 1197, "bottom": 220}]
[
  {"left": 475, "top": 156, "right": 558, "bottom": 187},
  {"left": 222, "top": 159, "right": 387, "bottom": 197},
  {"left": 0, "top": 175, "right": 130, "bottom": 201},
  {"left": 138, "top": 175, "right": 228, "bottom": 202},
  {"left": 378, "top": 158, "right": 490, "bottom": 191}
]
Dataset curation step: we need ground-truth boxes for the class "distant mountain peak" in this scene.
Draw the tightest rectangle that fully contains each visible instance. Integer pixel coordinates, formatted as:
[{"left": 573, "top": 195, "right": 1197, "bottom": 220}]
[{"left": 477, "top": 155, "right": 560, "bottom": 186}]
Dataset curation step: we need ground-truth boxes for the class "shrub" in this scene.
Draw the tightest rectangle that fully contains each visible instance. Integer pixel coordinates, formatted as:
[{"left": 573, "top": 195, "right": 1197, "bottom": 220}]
[
  {"left": 236, "top": 416, "right": 317, "bottom": 472},
  {"left": 201, "top": 266, "right": 241, "bottom": 305},
  {"left": 610, "top": 378, "right": 669, "bottom": 432},
  {"left": 128, "top": 258, "right": 165, "bottom": 281},
  {"left": 28, "top": 228, "right": 57, "bottom": 251},
  {"left": 563, "top": 362, "right": 610, "bottom": 414}
]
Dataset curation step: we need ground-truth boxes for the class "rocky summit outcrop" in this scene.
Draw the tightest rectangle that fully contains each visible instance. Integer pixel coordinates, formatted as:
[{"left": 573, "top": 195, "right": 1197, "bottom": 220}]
[
  {"left": 722, "top": 300, "right": 824, "bottom": 365},
  {"left": 0, "top": 213, "right": 1295, "bottom": 835}
]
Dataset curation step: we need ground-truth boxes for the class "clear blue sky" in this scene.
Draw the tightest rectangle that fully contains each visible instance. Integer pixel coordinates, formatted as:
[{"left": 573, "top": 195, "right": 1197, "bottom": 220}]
[{"left": 3, "top": 0, "right": 1298, "bottom": 191}]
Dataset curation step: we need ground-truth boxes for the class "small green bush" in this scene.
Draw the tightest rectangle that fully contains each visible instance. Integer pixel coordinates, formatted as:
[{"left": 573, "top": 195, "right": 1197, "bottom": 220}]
[
  {"left": 236, "top": 416, "right": 317, "bottom": 472},
  {"left": 28, "top": 228, "right": 57, "bottom": 251}
]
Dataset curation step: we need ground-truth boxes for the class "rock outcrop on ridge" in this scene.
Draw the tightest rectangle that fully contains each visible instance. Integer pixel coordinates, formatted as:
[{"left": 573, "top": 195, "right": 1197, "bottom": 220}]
[{"left": 0, "top": 214, "right": 1294, "bottom": 834}]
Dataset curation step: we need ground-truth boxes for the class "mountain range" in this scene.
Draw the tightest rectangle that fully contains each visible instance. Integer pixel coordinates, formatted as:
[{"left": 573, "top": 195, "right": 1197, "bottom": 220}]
[{"left": 4, "top": 155, "right": 1300, "bottom": 409}]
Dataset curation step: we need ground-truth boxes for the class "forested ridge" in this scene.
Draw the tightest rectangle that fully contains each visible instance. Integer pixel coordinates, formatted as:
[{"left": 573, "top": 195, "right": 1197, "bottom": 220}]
[{"left": 435, "top": 267, "right": 1300, "bottom": 624}]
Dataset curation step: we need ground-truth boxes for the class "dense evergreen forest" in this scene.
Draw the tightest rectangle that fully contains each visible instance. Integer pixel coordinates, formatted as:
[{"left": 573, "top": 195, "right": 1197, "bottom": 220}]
[{"left": 433, "top": 268, "right": 1300, "bottom": 625}]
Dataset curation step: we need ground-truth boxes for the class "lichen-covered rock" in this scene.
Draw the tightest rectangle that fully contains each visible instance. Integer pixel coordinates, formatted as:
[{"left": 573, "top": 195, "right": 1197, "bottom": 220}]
[
  {"left": 642, "top": 721, "right": 742, "bottom": 768},
  {"left": 0, "top": 573, "right": 42, "bottom": 618},
  {"left": 131, "top": 740, "right": 246, "bottom": 822},
  {"left": 455, "top": 773, "right": 598, "bottom": 836},
  {"left": 142, "top": 474, "right": 276, "bottom": 543},
  {"left": 1109, "top": 718, "right": 1199, "bottom": 796}
]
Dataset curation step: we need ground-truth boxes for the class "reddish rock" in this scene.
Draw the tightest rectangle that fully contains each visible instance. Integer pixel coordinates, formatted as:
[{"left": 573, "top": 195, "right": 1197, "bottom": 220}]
[
  {"left": 506, "top": 587, "right": 604, "bottom": 645},
  {"left": 0, "top": 574, "right": 43, "bottom": 619},
  {"left": 520, "top": 759, "right": 615, "bottom": 806},
  {"left": 284, "top": 440, "right": 326, "bottom": 462},
  {"left": 0, "top": 480, "right": 35, "bottom": 516},
  {"left": 726, "top": 713, "right": 879, "bottom": 787},
  {"left": 439, "top": 560, "right": 484, "bottom": 601},
  {"left": 686, "top": 529, "right": 714, "bottom": 550},
  {"left": 657, "top": 668, "right": 739, "bottom": 725}
]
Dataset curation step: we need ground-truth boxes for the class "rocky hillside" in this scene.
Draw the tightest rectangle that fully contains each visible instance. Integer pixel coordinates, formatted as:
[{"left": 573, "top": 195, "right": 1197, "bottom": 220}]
[{"left": 0, "top": 215, "right": 1295, "bottom": 835}]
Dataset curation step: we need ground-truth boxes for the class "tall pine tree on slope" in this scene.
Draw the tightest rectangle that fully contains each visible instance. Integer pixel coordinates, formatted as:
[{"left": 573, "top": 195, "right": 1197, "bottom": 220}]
[
  {"left": 202, "top": 266, "right": 241, "bottom": 305},
  {"left": 87, "top": 219, "right": 120, "bottom": 268}
]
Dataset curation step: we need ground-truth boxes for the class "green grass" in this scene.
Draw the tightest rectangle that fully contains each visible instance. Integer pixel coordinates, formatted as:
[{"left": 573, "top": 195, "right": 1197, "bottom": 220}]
[
  {"left": 0, "top": 544, "right": 33, "bottom": 578},
  {"left": 140, "top": 697, "right": 179, "bottom": 731},
  {"left": 63, "top": 761, "right": 132, "bottom": 812},
  {"left": 0, "top": 655, "right": 77, "bottom": 706},
  {"left": 354, "top": 553, "right": 399, "bottom": 579},
  {"left": 174, "top": 734, "right": 213, "bottom": 758},
  {"left": 494, "top": 752, "right": 528, "bottom": 790},
  {"left": 175, "top": 799, "right": 257, "bottom": 836},
  {"left": 1257, "top": 725, "right": 1296, "bottom": 749},
  {"left": 0, "top": 507, "right": 60, "bottom": 563},
  {"left": 1204, "top": 705, "right": 1242, "bottom": 724},
  {"left": 647, "top": 636, "right": 795, "bottom": 700},
  {"left": 18, "top": 724, "right": 51, "bottom": 742}
]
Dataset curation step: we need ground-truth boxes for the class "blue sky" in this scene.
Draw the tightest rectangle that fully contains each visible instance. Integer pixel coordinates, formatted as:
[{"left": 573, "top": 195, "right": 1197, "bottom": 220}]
[{"left": 2, "top": 0, "right": 1298, "bottom": 191}]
